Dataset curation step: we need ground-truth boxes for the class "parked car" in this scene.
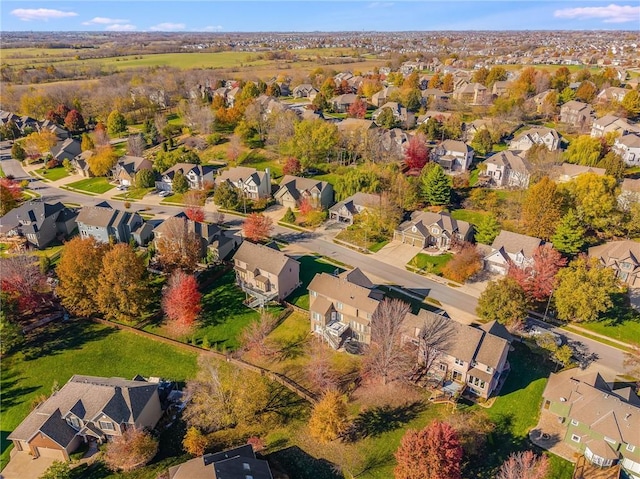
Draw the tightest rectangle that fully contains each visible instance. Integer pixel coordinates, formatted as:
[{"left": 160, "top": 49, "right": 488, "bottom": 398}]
[
  {"left": 159, "top": 190, "right": 172, "bottom": 198},
  {"left": 526, "top": 325, "right": 563, "bottom": 346}
]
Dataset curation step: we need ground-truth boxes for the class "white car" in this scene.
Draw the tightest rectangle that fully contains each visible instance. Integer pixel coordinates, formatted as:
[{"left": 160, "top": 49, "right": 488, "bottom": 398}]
[
  {"left": 527, "top": 325, "right": 563, "bottom": 346},
  {"left": 158, "top": 190, "right": 172, "bottom": 198}
]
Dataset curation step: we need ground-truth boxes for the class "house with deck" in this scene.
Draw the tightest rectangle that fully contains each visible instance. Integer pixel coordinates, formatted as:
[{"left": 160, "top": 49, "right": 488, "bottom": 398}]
[
  {"left": 0, "top": 201, "right": 77, "bottom": 249},
  {"left": 76, "top": 203, "right": 153, "bottom": 245},
  {"left": 613, "top": 134, "right": 640, "bottom": 167},
  {"left": 168, "top": 445, "right": 274, "bottom": 479},
  {"left": 509, "top": 126, "right": 560, "bottom": 152},
  {"left": 393, "top": 211, "right": 473, "bottom": 250},
  {"left": 431, "top": 140, "right": 474, "bottom": 172}
]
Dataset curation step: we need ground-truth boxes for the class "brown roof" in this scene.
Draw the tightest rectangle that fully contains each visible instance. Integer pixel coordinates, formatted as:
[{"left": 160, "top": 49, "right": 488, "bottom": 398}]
[
  {"left": 621, "top": 178, "right": 640, "bottom": 193},
  {"left": 485, "top": 150, "right": 531, "bottom": 174},
  {"left": 589, "top": 240, "right": 640, "bottom": 266},
  {"left": 491, "top": 230, "right": 542, "bottom": 258},
  {"left": 557, "top": 163, "right": 606, "bottom": 179},
  {"left": 308, "top": 272, "right": 380, "bottom": 315},
  {"left": 233, "top": 241, "right": 299, "bottom": 276},
  {"left": 398, "top": 211, "right": 472, "bottom": 238}
]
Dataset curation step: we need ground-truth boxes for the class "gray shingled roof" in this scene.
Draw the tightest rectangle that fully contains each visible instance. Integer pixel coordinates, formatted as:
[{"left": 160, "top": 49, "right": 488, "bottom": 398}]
[
  {"left": 233, "top": 241, "right": 299, "bottom": 276},
  {"left": 490, "top": 230, "right": 542, "bottom": 258},
  {"left": 308, "top": 272, "right": 380, "bottom": 315}
]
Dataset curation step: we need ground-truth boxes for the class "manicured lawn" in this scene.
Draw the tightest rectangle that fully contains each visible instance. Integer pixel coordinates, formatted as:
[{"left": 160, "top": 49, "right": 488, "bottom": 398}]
[
  {"left": 160, "top": 192, "right": 185, "bottom": 204},
  {"left": 238, "top": 150, "right": 284, "bottom": 179},
  {"left": 66, "top": 177, "right": 115, "bottom": 194},
  {"left": 407, "top": 252, "right": 453, "bottom": 275},
  {"left": 451, "top": 208, "right": 489, "bottom": 226},
  {"left": 0, "top": 320, "right": 198, "bottom": 469},
  {"left": 369, "top": 240, "right": 389, "bottom": 253},
  {"left": 578, "top": 318, "right": 640, "bottom": 347},
  {"left": 112, "top": 187, "right": 154, "bottom": 200},
  {"left": 287, "top": 255, "right": 344, "bottom": 310},
  {"left": 34, "top": 166, "right": 69, "bottom": 181}
]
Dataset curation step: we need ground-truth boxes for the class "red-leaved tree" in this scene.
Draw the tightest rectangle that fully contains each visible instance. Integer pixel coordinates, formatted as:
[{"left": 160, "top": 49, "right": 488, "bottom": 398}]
[
  {"left": 404, "top": 134, "right": 429, "bottom": 170},
  {"left": 64, "top": 109, "right": 85, "bottom": 132},
  {"left": 162, "top": 271, "right": 202, "bottom": 335},
  {"left": 0, "top": 178, "right": 23, "bottom": 215},
  {"left": 0, "top": 254, "right": 48, "bottom": 311},
  {"left": 243, "top": 213, "right": 273, "bottom": 242},
  {"left": 496, "top": 450, "right": 549, "bottom": 479},
  {"left": 183, "top": 190, "right": 206, "bottom": 223},
  {"left": 394, "top": 420, "right": 463, "bottom": 479},
  {"left": 283, "top": 157, "right": 302, "bottom": 176},
  {"left": 348, "top": 98, "right": 367, "bottom": 119},
  {"left": 298, "top": 197, "right": 314, "bottom": 216},
  {"left": 508, "top": 244, "right": 566, "bottom": 302}
]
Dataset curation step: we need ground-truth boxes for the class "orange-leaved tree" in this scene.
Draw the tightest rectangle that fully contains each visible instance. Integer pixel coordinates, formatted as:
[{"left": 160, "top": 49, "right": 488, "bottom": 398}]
[
  {"left": 162, "top": 270, "right": 202, "bottom": 335},
  {"left": 243, "top": 213, "right": 273, "bottom": 242}
]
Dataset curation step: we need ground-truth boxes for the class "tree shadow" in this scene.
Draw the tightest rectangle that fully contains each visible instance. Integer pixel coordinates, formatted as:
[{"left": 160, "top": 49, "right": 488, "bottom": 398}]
[
  {"left": 344, "top": 402, "right": 425, "bottom": 442},
  {"left": 566, "top": 338, "right": 599, "bottom": 370},
  {"left": 268, "top": 446, "right": 341, "bottom": 479},
  {"left": 275, "top": 332, "right": 310, "bottom": 362},
  {"left": 599, "top": 292, "right": 640, "bottom": 325},
  {"left": 0, "top": 369, "right": 39, "bottom": 413},
  {"left": 199, "top": 271, "right": 255, "bottom": 328},
  {"left": 353, "top": 449, "right": 395, "bottom": 478}
]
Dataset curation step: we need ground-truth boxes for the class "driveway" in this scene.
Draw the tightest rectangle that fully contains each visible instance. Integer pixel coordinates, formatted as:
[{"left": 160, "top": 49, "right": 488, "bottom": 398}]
[
  {"left": 373, "top": 241, "right": 423, "bottom": 268},
  {"left": 1, "top": 451, "right": 55, "bottom": 479}
]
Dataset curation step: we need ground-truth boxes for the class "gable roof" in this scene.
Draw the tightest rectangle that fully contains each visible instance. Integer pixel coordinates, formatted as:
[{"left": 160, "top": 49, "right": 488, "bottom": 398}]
[
  {"left": 117, "top": 155, "right": 152, "bottom": 175},
  {"left": 162, "top": 163, "right": 215, "bottom": 179},
  {"left": 490, "top": 230, "right": 542, "bottom": 258},
  {"left": 275, "top": 175, "right": 330, "bottom": 202},
  {"left": 216, "top": 166, "right": 268, "bottom": 187},
  {"left": 76, "top": 204, "right": 141, "bottom": 230},
  {"left": 512, "top": 126, "right": 559, "bottom": 143},
  {"left": 557, "top": 162, "right": 606, "bottom": 179},
  {"left": 169, "top": 445, "right": 273, "bottom": 479},
  {"left": 0, "top": 201, "right": 68, "bottom": 235},
  {"left": 485, "top": 150, "right": 531, "bottom": 174},
  {"left": 398, "top": 211, "right": 472, "bottom": 238},
  {"left": 308, "top": 271, "right": 381, "bottom": 315},
  {"left": 233, "top": 241, "right": 299, "bottom": 276},
  {"left": 329, "top": 192, "right": 381, "bottom": 216},
  {"left": 588, "top": 240, "right": 640, "bottom": 265}
]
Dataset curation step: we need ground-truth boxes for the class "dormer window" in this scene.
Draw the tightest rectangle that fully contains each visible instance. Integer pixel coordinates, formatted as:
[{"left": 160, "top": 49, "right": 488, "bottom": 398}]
[
  {"left": 66, "top": 416, "right": 81, "bottom": 429},
  {"left": 99, "top": 420, "right": 115, "bottom": 431},
  {"left": 432, "top": 227, "right": 440, "bottom": 235},
  {"left": 515, "top": 253, "right": 524, "bottom": 263}
]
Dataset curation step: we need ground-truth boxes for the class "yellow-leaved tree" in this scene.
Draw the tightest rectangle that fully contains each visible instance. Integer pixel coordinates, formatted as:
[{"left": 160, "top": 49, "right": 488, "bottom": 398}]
[
  {"left": 308, "top": 390, "right": 348, "bottom": 443},
  {"left": 87, "top": 145, "right": 118, "bottom": 176}
]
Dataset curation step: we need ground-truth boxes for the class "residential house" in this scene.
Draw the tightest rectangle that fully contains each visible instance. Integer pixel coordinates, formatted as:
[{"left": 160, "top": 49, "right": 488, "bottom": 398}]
[
  {"left": 274, "top": 175, "right": 334, "bottom": 210},
  {"left": 113, "top": 155, "right": 153, "bottom": 186},
  {"left": 596, "top": 86, "right": 630, "bottom": 104},
  {"left": 308, "top": 268, "right": 383, "bottom": 347},
  {"left": 371, "top": 86, "right": 399, "bottom": 107},
  {"left": 402, "top": 310, "right": 511, "bottom": 398},
  {"left": 329, "top": 192, "right": 381, "bottom": 225},
  {"left": 233, "top": 241, "right": 300, "bottom": 306},
  {"left": 509, "top": 126, "right": 560, "bottom": 152},
  {"left": 371, "top": 101, "right": 416, "bottom": 129},
  {"left": 393, "top": 211, "right": 473, "bottom": 250},
  {"left": 225, "top": 86, "right": 241, "bottom": 107},
  {"left": 8, "top": 375, "right": 163, "bottom": 461},
  {"left": 51, "top": 138, "right": 81, "bottom": 163},
  {"left": 420, "top": 89, "right": 449, "bottom": 109},
  {"left": 431, "top": 139, "right": 475, "bottom": 172},
  {"left": 541, "top": 369, "right": 640, "bottom": 475},
  {"left": 215, "top": 166, "right": 271, "bottom": 200},
  {"left": 0, "top": 110, "right": 37, "bottom": 135},
  {"left": 491, "top": 81, "right": 512, "bottom": 97},
  {"left": 168, "top": 445, "right": 273, "bottom": 479},
  {"left": 588, "top": 240, "right": 640, "bottom": 289},
  {"left": 154, "top": 214, "right": 241, "bottom": 263},
  {"left": 613, "top": 133, "right": 640, "bottom": 167},
  {"left": 619, "top": 178, "right": 640, "bottom": 208},
  {"left": 37, "top": 119, "right": 69, "bottom": 140},
  {"left": 381, "top": 128, "right": 409, "bottom": 156},
  {"left": 483, "top": 150, "right": 532, "bottom": 189},
  {"left": 336, "top": 118, "right": 375, "bottom": 137},
  {"left": 591, "top": 115, "right": 640, "bottom": 139},
  {"left": 560, "top": 100, "right": 594, "bottom": 130},
  {"left": 452, "top": 82, "right": 488, "bottom": 105},
  {"left": 553, "top": 163, "right": 606, "bottom": 183},
  {"left": 416, "top": 110, "right": 453, "bottom": 126},
  {"left": 0, "top": 201, "right": 77, "bottom": 249},
  {"left": 157, "top": 163, "right": 217, "bottom": 192},
  {"left": 71, "top": 150, "right": 93, "bottom": 177},
  {"left": 529, "top": 89, "right": 556, "bottom": 113},
  {"left": 76, "top": 203, "right": 153, "bottom": 245},
  {"left": 330, "top": 93, "right": 359, "bottom": 113},
  {"left": 483, "top": 230, "right": 543, "bottom": 274}
]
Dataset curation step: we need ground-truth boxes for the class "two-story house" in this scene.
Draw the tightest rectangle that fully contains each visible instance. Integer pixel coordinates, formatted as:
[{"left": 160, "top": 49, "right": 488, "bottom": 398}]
[
  {"left": 588, "top": 240, "right": 640, "bottom": 289},
  {"left": 233, "top": 241, "right": 300, "bottom": 307},
  {"left": 613, "top": 134, "right": 640, "bottom": 167},
  {"left": 483, "top": 150, "right": 532, "bottom": 189},
  {"left": 452, "top": 82, "right": 488, "bottom": 105},
  {"left": 553, "top": 163, "right": 606, "bottom": 184},
  {"left": 292, "top": 84, "right": 318, "bottom": 98},
  {"left": 50, "top": 138, "right": 82, "bottom": 163},
  {"left": 509, "top": 126, "right": 560, "bottom": 152},
  {"left": 431, "top": 140, "right": 475, "bottom": 172},
  {"left": 591, "top": 115, "right": 640, "bottom": 139},
  {"left": 371, "top": 86, "right": 399, "bottom": 107},
  {"left": 308, "top": 268, "right": 383, "bottom": 348},
  {"left": 0, "top": 201, "right": 77, "bottom": 249},
  {"left": 402, "top": 310, "right": 511, "bottom": 399},
  {"left": 330, "top": 93, "right": 359, "bottom": 113},
  {"left": 596, "top": 86, "right": 631, "bottom": 104},
  {"left": 483, "top": 230, "right": 543, "bottom": 274},
  {"left": 393, "top": 211, "right": 473, "bottom": 250},
  {"left": 8, "top": 375, "right": 163, "bottom": 461},
  {"left": 113, "top": 155, "right": 153, "bottom": 187},
  {"left": 215, "top": 167, "right": 271, "bottom": 200},
  {"left": 541, "top": 369, "right": 640, "bottom": 476},
  {"left": 168, "top": 445, "right": 274, "bottom": 479},
  {"left": 371, "top": 102, "right": 416, "bottom": 129},
  {"left": 157, "top": 163, "right": 217, "bottom": 192},
  {"left": 76, "top": 203, "right": 153, "bottom": 245},
  {"left": 560, "top": 100, "right": 594, "bottom": 130},
  {"left": 274, "top": 175, "right": 334, "bottom": 210},
  {"left": 329, "top": 192, "right": 381, "bottom": 225}
]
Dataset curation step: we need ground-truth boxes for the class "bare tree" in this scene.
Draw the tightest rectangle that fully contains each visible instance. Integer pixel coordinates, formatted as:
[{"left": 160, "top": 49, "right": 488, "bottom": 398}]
[
  {"left": 266, "top": 109, "right": 298, "bottom": 151},
  {"left": 363, "top": 298, "right": 412, "bottom": 385},
  {"left": 240, "top": 311, "right": 277, "bottom": 356},
  {"left": 227, "top": 134, "right": 242, "bottom": 165},
  {"left": 414, "top": 313, "right": 454, "bottom": 379},
  {"left": 306, "top": 338, "right": 339, "bottom": 392},
  {"left": 244, "top": 100, "right": 269, "bottom": 142},
  {"left": 0, "top": 254, "right": 49, "bottom": 311},
  {"left": 154, "top": 112, "right": 168, "bottom": 137},
  {"left": 496, "top": 450, "right": 549, "bottom": 479},
  {"left": 155, "top": 216, "right": 203, "bottom": 272},
  {"left": 127, "top": 134, "right": 145, "bottom": 157}
]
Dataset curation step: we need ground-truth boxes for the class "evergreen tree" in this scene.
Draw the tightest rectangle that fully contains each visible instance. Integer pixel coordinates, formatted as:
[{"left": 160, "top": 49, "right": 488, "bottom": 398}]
[
  {"left": 551, "top": 209, "right": 587, "bottom": 256},
  {"left": 10, "top": 142, "right": 25, "bottom": 161},
  {"left": 421, "top": 164, "right": 451, "bottom": 206},
  {"left": 172, "top": 171, "right": 189, "bottom": 194},
  {"left": 474, "top": 214, "right": 501, "bottom": 245},
  {"left": 107, "top": 110, "right": 127, "bottom": 136},
  {"left": 282, "top": 207, "right": 296, "bottom": 224}
]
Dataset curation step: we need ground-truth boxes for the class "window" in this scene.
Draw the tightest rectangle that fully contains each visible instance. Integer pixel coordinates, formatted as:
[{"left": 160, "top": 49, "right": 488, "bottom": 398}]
[
  {"left": 571, "top": 419, "right": 579, "bottom": 426},
  {"left": 455, "top": 358, "right": 464, "bottom": 366},
  {"left": 486, "top": 366, "right": 493, "bottom": 373},
  {"left": 243, "top": 463, "right": 251, "bottom": 471},
  {"left": 626, "top": 444, "right": 635, "bottom": 452},
  {"left": 310, "top": 290, "right": 317, "bottom": 297},
  {"left": 336, "top": 302, "right": 343, "bottom": 310},
  {"left": 312, "top": 312, "right": 322, "bottom": 321},
  {"left": 571, "top": 434, "right": 581, "bottom": 443},
  {"left": 621, "top": 262, "right": 632, "bottom": 270},
  {"left": 66, "top": 416, "right": 81, "bottom": 429},
  {"left": 99, "top": 420, "right": 115, "bottom": 431},
  {"left": 439, "top": 364, "right": 447, "bottom": 371},
  {"left": 432, "top": 227, "right": 440, "bottom": 235}
]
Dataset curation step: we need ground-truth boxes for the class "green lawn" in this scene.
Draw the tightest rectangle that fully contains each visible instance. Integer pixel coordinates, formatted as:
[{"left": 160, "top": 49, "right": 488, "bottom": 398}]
[
  {"left": 66, "top": 177, "right": 115, "bottom": 194},
  {"left": 451, "top": 209, "right": 489, "bottom": 227},
  {"left": 577, "top": 318, "right": 640, "bottom": 347},
  {"left": 287, "top": 255, "right": 344, "bottom": 310},
  {"left": 34, "top": 166, "right": 69, "bottom": 181},
  {"left": 112, "top": 187, "right": 154, "bottom": 201},
  {"left": 0, "top": 320, "right": 198, "bottom": 469},
  {"left": 407, "top": 252, "right": 453, "bottom": 275},
  {"left": 160, "top": 193, "right": 185, "bottom": 205}
]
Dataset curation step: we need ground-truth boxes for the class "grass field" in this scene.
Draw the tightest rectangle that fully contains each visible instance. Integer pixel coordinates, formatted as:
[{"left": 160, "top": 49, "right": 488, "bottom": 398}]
[
  {"left": 407, "top": 252, "right": 453, "bottom": 275},
  {"left": 577, "top": 318, "right": 640, "bottom": 347},
  {"left": 451, "top": 209, "right": 489, "bottom": 226},
  {"left": 287, "top": 255, "right": 344, "bottom": 310},
  {"left": 0, "top": 320, "right": 198, "bottom": 469},
  {"left": 34, "top": 166, "right": 69, "bottom": 181},
  {"left": 112, "top": 187, "right": 154, "bottom": 201},
  {"left": 66, "top": 177, "right": 114, "bottom": 194}
]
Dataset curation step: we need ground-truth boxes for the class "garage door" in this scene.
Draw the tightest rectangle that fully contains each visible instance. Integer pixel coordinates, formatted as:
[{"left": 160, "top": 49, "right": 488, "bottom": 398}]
[{"left": 37, "top": 447, "right": 66, "bottom": 460}]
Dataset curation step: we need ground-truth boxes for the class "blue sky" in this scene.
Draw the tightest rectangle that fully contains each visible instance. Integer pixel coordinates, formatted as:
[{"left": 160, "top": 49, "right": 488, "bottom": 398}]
[{"left": 2, "top": 1, "right": 639, "bottom": 31}]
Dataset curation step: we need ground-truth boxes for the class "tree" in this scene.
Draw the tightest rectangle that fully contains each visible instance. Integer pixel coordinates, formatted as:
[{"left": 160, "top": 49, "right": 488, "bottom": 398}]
[
  {"left": 405, "top": 88, "right": 423, "bottom": 112},
  {"left": 574, "top": 81, "right": 597, "bottom": 103},
  {"left": 394, "top": 420, "right": 463, "bottom": 479},
  {"left": 64, "top": 109, "right": 85, "bottom": 132},
  {"left": 184, "top": 190, "right": 206, "bottom": 223},
  {"left": 127, "top": 134, "right": 146, "bottom": 157},
  {"left": 283, "top": 157, "right": 302, "bottom": 176},
  {"left": 103, "top": 427, "right": 158, "bottom": 472},
  {"left": 24, "top": 130, "right": 57, "bottom": 158},
  {"left": 213, "top": 181, "right": 241, "bottom": 210},
  {"left": 621, "top": 90, "right": 640, "bottom": 119},
  {"left": 476, "top": 277, "right": 529, "bottom": 326},
  {"left": 0, "top": 254, "right": 48, "bottom": 311},
  {"left": 471, "top": 129, "right": 493, "bottom": 156},
  {"left": 486, "top": 66, "right": 508, "bottom": 88},
  {"left": 172, "top": 171, "right": 190, "bottom": 194},
  {"left": 87, "top": 146, "right": 118, "bottom": 177},
  {"left": 240, "top": 311, "right": 277, "bottom": 356},
  {"left": 80, "top": 132, "right": 95, "bottom": 152},
  {"left": 155, "top": 216, "right": 203, "bottom": 272},
  {"left": 56, "top": 237, "right": 109, "bottom": 317},
  {"left": 508, "top": 245, "right": 566, "bottom": 302},
  {"left": 412, "top": 312, "right": 454, "bottom": 379},
  {"left": 162, "top": 271, "right": 202, "bottom": 335},
  {"left": 0, "top": 178, "right": 22, "bottom": 215},
  {"left": 404, "top": 134, "right": 429, "bottom": 170},
  {"left": 442, "top": 73, "right": 454, "bottom": 93},
  {"left": 564, "top": 135, "right": 603, "bottom": 166},
  {"left": 563, "top": 172, "right": 618, "bottom": 231},
  {"left": 446, "top": 410, "right": 495, "bottom": 458},
  {"left": 376, "top": 107, "right": 398, "bottom": 129},
  {"left": 551, "top": 209, "right": 587, "bottom": 256},
  {"left": 334, "top": 169, "right": 381, "bottom": 200},
  {"left": 421, "top": 164, "right": 451, "bottom": 206},
  {"left": 39, "top": 461, "right": 71, "bottom": 479},
  {"left": 474, "top": 214, "right": 501, "bottom": 245},
  {"left": 282, "top": 207, "right": 296, "bottom": 224},
  {"left": 96, "top": 243, "right": 150, "bottom": 323},
  {"left": 554, "top": 256, "right": 620, "bottom": 322},
  {"left": 496, "top": 450, "right": 549, "bottom": 479},
  {"left": 107, "top": 110, "right": 127, "bottom": 136},
  {"left": 442, "top": 243, "right": 482, "bottom": 283},
  {"left": 597, "top": 151, "right": 626, "bottom": 180},
  {"left": 183, "top": 426, "right": 210, "bottom": 456},
  {"left": 308, "top": 390, "right": 348, "bottom": 443},
  {"left": 286, "top": 119, "right": 338, "bottom": 168},
  {"left": 306, "top": 339, "right": 339, "bottom": 392},
  {"left": 243, "top": 213, "right": 273, "bottom": 242},
  {"left": 265, "top": 82, "right": 281, "bottom": 97},
  {"left": 94, "top": 121, "right": 110, "bottom": 146},
  {"left": 10, "top": 141, "right": 25, "bottom": 161},
  {"left": 347, "top": 97, "right": 367, "bottom": 119},
  {"left": 364, "top": 298, "right": 411, "bottom": 385},
  {"left": 135, "top": 168, "right": 156, "bottom": 188},
  {"left": 521, "top": 177, "right": 563, "bottom": 240}
]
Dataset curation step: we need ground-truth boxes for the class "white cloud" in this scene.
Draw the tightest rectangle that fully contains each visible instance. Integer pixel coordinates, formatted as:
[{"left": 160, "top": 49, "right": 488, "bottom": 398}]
[
  {"left": 11, "top": 8, "right": 78, "bottom": 22},
  {"left": 105, "top": 24, "right": 137, "bottom": 32},
  {"left": 149, "top": 22, "right": 186, "bottom": 31},
  {"left": 82, "top": 17, "right": 129, "bottom": 26},
  {"left": 368, "top": 2, "right": 394, "bottom": 8},
  {"left": 202, "top": 25, "right": 224, "bottom": 32},
  {"left": 554, "top": 4, "right": 640, "bottom": 23}
]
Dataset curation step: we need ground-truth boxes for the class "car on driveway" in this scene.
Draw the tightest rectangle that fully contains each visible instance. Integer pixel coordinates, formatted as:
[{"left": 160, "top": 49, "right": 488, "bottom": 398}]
[
  {"left": 158, "top": 190, "right": 172, "bottom": 198},
  {"left": 525, "top": 325, "right": 563, "bottom": 346}
]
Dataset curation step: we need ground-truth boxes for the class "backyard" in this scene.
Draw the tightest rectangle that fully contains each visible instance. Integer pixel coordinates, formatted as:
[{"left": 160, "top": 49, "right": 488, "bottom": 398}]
[
  {"left": 286, "top": 255, "right": 345, "bottom": 310},
  {"left": 65, "top": 177, "right": 115, "bottom": 194}
]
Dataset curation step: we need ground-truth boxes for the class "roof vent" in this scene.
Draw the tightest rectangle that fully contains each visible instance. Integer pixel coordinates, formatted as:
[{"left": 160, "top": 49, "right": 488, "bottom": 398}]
[{"left": 560, "top": 397, "right": 567, "bottom": 402}]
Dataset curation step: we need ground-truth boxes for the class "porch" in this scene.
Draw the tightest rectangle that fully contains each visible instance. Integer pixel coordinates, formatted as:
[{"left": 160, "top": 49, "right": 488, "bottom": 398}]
[{"left": 573, "top": 455, "right": 620, "bottom": 479}]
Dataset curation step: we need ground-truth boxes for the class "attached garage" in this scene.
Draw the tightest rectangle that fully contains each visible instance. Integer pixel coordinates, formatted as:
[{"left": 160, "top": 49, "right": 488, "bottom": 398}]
[{"left": 36, "top": 447, "right": 66, "bottom": 461}]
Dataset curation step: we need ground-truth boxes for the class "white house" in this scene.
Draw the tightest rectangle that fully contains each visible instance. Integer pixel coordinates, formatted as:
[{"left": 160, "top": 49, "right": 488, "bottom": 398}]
[
  {"left": 483, "top": 230, "right": 543, "bottom": 275},
  {"left": 483, "top": 150, "right": 532, "bottom": 189},
  {"left": 215, "top": 166, "right": 271, "bottom": 200},
  {"left": 509, "top": 126, "right": 560, "bottom": 152},
  {"left": 431, "top": 139, "right": 474, "bottom": 172},
  {"left": 613, "top": 133, "right": 640, "bottom": 167}
]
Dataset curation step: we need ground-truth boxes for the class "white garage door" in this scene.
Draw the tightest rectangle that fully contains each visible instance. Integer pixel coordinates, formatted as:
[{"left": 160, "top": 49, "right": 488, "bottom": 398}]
[{"left": 37, "top": 447, "right": 66, "bottom": 460}]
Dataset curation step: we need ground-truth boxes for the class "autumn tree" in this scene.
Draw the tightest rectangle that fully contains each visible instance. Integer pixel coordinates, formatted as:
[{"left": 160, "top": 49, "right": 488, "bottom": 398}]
[
  {"left": 496, "top": 450, "right": 549, "bottom": 479},
  {"left": 0, "top": 178, "right": 23, "bottom": 215},
  {"left": 282, "top": 157, "right": 302, "bottom": 176},
  {"left": 562, "top": 172, "right": 618, "bottom": 231},
  {"left": 243, "top": 213, "right": 273, "bottom": 242},
  {"left": 183, "top": 426, "right": 209, "bottom": 456},
  {"left": 521, "top": 177, "right": 562, "bottom": 240},
  {"left": 471, "top": 129, "right": 493, "bottom": 156},
  {"left": 213, "top": 181, "right": 241, "bottom": 210},
  {"left": 553, "top": 256, "right": 620, "bottom": 323},
  {"left": 56, "top": 237, "right": 109, "bottom": 317},
  {"left": 575, "top": 81, "right": 597, "bottom": 103},
  {"left": 107, "top": 110, "right": 127, "bottom": 136},
  {"left": 442, "top": 243, "right": 482, "bottom": 283},
  {"left": 162, "top": 271, "right": 202, "bottom": 335},
  {"left": 103, "top": 427, "right": 158, "bottom": 472},
  {"left": 508, "top": 245, "right": 566, "bottom": 302},
  {"left": 421, "top": 164, "right": 451, "bottom": 206},
  {"left": 376, "top": 107, "right": 398, "bottom": 129},
  {"left": 155, "top": 216, "right": 203, "bottom": 272},
  {"left": 308, "top": 389, "right": 348, "bottom": 443},
  {"left": 39, "top": 461, "right": 71, "bottom": 479},
  {"left": 477, "top": 277, "right": 529, "bottom": 326},
  {"left": 172, "top": 171, "right": 190, "bottom": 194},
  {"left": 286, "top": 119, "right": 338, "bottom": 168},
  {"left": 64, "top": 109, "right": 85, "bottom": 132},
  {"left": 240, "top": 311, "right": 277, "bottom": 356},
  {"left": 80, "top": 132, "right": 95, "bottom": 152},
  {"left": 564, "top": 135, "right": 603, "bottom": 166},
  {"left": 87, "top": 145, "right": 118, "bottom": 177},
  {"left": 306, "top": 339, "right": 339, "bottom": 392},
  {"left": 24, "top": 130, "right": 57, "bottom": 158},
  {"left": 348, "top": 97, "right": 367, "bottom": 119},
  {"left": 394, "top": 420, "right": 463, "bottom": 479},
  {"left": 597, "top": 151, "right": 626, "bottom": 181},
  {"left": 0, "top": 254, "right": 48, "bottom": 312},
  {"left": 404, "top": 133, "right": 429, "bottom": 170},
  {"left": 135, "top": 169, "right": 156, "bottom": 188},
  {"left": 474, "top": 214, "right": 501, "bottom": 245},
  {"left": 622, "top": 90, "right": 640, "bottom": 119},
  {"left": 183, "top": 190, "right": 206, "bottom": 223},
  {"left": 446, "top": 409, "right": 495, "bottom": 457},
  {"left": 334, "top": 169, "right": 381, "bottom": 200},
  {"left": 127, "top": 134, "right": 145, "bottom": 157},
  {"left": 412, "top": 313, "right": 454, "bottom": 379},
  {"left": 364, "top": 298, "right": 412, "bottom": 385},
  {"left": 11, "top": 141, "right": 26, "bottom": 161},
  {"left": 94, "top": 121, "right": 110, "bottom": 146},
  {"left": 96, "top": 243, "right": 151, "bottom": 323}
]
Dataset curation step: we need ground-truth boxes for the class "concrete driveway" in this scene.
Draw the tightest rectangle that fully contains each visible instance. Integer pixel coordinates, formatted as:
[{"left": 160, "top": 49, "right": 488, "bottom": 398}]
[
  {"left": 373, "top": 241, "right": 423, "bottom": 268},
  {"left": 1, "top": 451, "right": 55, "bottom": 479}
]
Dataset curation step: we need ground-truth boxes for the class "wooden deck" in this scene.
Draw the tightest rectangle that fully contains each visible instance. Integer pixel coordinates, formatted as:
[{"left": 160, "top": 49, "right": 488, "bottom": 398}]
[{"left": 573, "top": 456, "right": 620, "bottom": 479}]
